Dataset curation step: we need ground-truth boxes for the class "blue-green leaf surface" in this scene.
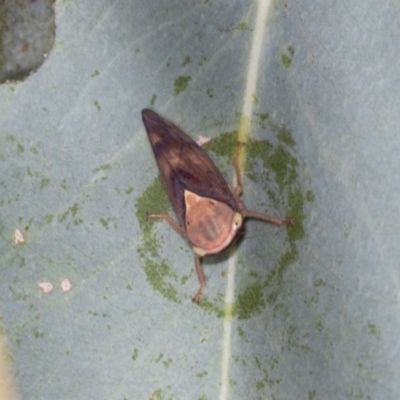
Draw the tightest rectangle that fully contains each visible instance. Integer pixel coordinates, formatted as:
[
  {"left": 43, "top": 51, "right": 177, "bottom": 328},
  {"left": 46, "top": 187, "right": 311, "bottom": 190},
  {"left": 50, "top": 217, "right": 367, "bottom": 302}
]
[{"left": 1, "top": 1, "right": 399, "bottom": 399}]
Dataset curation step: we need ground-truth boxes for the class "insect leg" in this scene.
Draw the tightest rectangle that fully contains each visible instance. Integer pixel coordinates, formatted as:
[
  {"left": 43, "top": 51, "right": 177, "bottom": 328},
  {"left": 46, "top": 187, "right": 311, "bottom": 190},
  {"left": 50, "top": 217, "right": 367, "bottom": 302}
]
[
  {"left": 240, "top": 209, "right": 292, "bottom": 226},
  {"left": 232, "top": 142, "right": 246, "bottom": 197},
  {"left": 232, "top": 142, "right": 294, "bottom": 226},
  {"left": 192, "top": 255, "right": 206, "bottom": 303},
  {"left": 146, "top": 212, "right": 186, "bottom": 237}
]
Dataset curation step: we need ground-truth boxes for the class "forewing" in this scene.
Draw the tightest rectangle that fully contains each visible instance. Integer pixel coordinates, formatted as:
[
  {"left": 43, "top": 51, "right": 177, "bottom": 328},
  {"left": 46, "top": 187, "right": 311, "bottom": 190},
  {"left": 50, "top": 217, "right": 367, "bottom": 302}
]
[{"left": 142, "top": 109, "right": 238, "bottom": 226}]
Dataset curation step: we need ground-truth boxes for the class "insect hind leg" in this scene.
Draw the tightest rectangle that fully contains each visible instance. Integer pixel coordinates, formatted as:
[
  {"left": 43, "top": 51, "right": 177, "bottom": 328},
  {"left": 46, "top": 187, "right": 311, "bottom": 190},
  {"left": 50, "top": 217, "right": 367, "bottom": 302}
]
[
  {"left": 146, "top": 212, "right": 186, "bottom": 238},
  {"left": 192, "top": 255, "right": 206, "bottom": 303}
]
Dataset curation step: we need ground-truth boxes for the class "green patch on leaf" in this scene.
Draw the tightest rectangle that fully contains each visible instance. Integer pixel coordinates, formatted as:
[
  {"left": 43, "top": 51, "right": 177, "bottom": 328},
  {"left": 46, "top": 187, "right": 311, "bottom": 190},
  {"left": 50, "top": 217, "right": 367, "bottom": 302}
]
[
  {"left": 58, "top": 202, "right": 80, "bottom": 222},
  {"left": 173, "top": 75, "right": 192, "bottom": 95},
  {"left": 142, "top": 259, "right": 180, "bottom": 303},
  {"left": 182, "top": 55, "right": 191, "bottom": 66},
  {"left": 93, "top": 163, "right": 111, "bottom": 173},
  {"left": 235, "top": 282, "right": 265, "bottom": 320},
  {"left": 281, "top": 46, "right": 295, "bottom": 68},
  {"left": 125, "top": 186, "right": 134, "bottom": 195}
]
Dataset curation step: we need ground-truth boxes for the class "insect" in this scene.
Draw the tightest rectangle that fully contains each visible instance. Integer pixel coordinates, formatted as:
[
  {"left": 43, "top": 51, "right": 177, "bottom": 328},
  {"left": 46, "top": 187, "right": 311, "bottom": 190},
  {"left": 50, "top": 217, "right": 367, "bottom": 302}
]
[{"left": 142, "top": 108, "right": 292, "bottom": 303}]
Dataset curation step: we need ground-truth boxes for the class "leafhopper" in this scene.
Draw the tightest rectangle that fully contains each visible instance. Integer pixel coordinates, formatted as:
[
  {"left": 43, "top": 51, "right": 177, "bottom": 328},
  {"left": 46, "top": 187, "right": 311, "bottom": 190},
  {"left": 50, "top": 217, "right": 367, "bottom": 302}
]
[{"left": 142, "top": 109, "right": 292, "bottom": 302}]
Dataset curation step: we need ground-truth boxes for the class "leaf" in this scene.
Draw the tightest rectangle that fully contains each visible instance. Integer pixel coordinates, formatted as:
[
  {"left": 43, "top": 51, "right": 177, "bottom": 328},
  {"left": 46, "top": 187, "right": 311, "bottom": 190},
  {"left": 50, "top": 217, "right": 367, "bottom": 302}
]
[{"left": 0, "top": 1, "right": 398, "bottom": 399}]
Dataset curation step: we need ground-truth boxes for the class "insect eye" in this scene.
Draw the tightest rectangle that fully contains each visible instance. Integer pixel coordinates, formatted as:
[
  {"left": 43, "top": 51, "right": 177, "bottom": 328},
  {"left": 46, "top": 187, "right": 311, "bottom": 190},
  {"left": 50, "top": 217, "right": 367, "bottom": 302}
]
[{"left": 232, "top": 213, "right": 243, "bottom": 230}]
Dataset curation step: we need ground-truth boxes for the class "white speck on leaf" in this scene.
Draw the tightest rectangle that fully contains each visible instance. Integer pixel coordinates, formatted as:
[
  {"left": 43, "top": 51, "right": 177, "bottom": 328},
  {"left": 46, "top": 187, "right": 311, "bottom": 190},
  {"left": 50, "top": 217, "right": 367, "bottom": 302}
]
[
  {"left": 61, "top": 278, "right": 72, "bottom": 292},
  {"left": 13, "top": 229, "right": 25, "bottom": 244},
  {"left": 196, "top": 136, "right": 211, "bottom": 146},
  {"left": 38, "top": 282, "right": 53, "bottom": 293}
]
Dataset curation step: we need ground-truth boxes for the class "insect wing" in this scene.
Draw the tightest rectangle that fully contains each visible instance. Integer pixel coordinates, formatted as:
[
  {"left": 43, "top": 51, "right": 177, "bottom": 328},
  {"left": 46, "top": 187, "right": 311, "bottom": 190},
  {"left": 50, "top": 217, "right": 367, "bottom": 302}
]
[{"left": 142, "top": 109, "right": 238, "bottom": 227}]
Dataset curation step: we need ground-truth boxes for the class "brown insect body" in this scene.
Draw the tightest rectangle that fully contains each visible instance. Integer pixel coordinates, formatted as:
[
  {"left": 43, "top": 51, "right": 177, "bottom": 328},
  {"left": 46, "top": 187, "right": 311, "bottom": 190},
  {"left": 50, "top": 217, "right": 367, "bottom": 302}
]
[
  {"left": 141, "top": 108, "right": 290, "bottom": 302},
  {"left": 142, "top": 109, "right": 243, "bottom": 255}
]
